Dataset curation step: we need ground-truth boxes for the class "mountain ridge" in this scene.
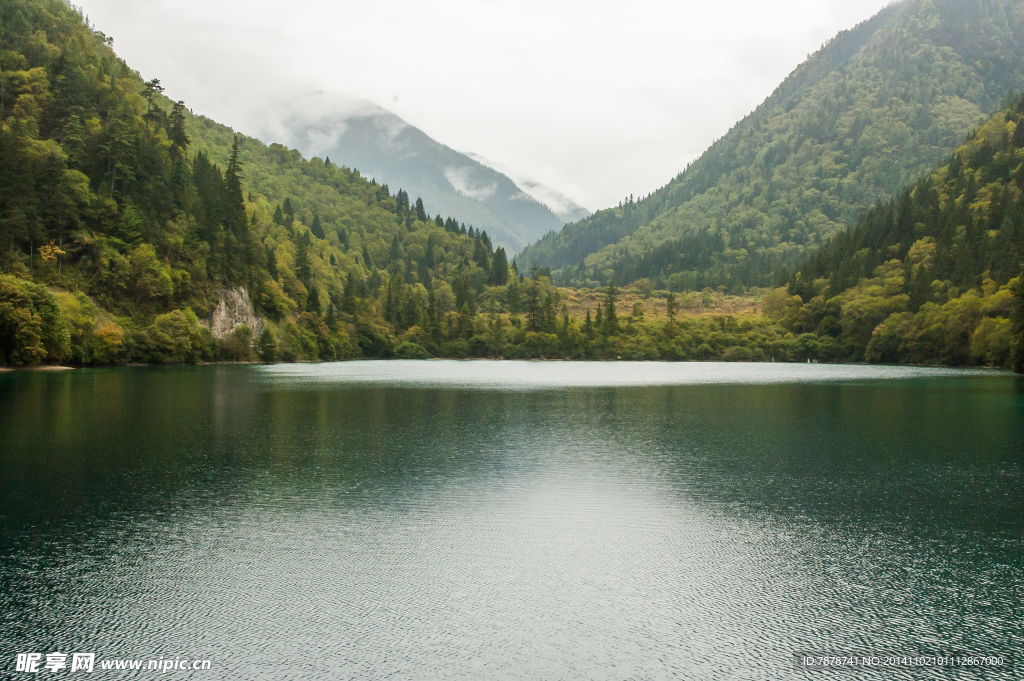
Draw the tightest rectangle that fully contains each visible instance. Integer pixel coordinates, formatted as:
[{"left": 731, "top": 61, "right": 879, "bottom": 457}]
[
  {"left": 518, "top": 0, "right": 1024, "bottom": 291},
  {"left": 267, "top": 101, "right": 574, "bottom": 252}
]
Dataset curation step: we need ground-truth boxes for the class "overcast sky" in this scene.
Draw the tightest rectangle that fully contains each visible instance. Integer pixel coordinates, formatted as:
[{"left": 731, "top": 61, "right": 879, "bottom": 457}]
[{"left": 80, "top": 0, "right": 893, "bottom": 212}]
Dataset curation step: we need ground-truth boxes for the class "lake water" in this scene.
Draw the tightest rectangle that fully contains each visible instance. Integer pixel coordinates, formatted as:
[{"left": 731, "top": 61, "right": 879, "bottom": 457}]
[{"left": 1, "top": 362, "right": 1021, "bottom": 679}]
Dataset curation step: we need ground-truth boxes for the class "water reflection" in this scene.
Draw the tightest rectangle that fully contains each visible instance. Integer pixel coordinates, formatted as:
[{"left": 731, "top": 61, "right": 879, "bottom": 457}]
[{"left": 1, "top": 363, "right": 1021, "bottom": 679}]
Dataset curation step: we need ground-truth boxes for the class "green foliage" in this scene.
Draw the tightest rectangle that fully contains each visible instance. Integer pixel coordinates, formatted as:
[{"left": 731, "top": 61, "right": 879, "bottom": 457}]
[
  {"left": 0, "top": 273, "right": 68, "bottom": 365},
  {"left": 2, "top": 0, "right": 1019, "bottom": 370},
  {"left": 256, "top": 326, "right": 278, "bottom": 363},
  {"left": 775, "top": 94, "right": 1024, "bottom": 368},
  {"left": 520, "top": 0, "right": 1024, "bottom": 292}
]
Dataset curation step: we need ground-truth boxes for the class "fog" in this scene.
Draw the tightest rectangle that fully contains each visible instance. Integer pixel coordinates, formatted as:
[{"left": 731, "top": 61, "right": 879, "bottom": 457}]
[{"left": 79, "top": 0, "right": 894, "bottom": 211}]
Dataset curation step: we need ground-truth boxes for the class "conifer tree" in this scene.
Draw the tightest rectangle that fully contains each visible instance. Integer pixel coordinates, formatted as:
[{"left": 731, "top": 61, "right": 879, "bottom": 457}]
[
  {"left": 266, "top": 246, "right": 278, "bottom": 279},
  {"left": 342, "top": 272, "right": 358, "bottom": 313},
  {"left": 296, "top": 232, "right": 312, "bottom": 286},
  {"left": 415, "top": 197, "right": 427, "bottom": 222},
  {"left": 311, "top": 214, "right": 325, "bottom": 239},
  {"left": 425, "top": 235, "right": 436, "bottom": 269},
  {"left": 168, "top": 101, "right": 189, "bottom": 150},
  {"left": 473, "top": 237, "right": 489, "bottom": 272},
  {"left": 507, "top": 279, "right": 521, "bottom": 315},
  {"left": 490, "top": 247, "right": 509, "bottom": 286},
  {"left": 283, "top": 198, "right": 295, "bottom": 226},
  {"left": 604, "top": 282, "right": 619, "bottom": 334},
  {"left": 306, "top": 285, "right": 320, "bottom": 314}
]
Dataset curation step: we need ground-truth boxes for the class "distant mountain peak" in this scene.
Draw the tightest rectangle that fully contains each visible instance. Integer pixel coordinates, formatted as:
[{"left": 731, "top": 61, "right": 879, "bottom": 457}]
[{"left": 252, "top": 95, "right": 569, "bottom": 251}]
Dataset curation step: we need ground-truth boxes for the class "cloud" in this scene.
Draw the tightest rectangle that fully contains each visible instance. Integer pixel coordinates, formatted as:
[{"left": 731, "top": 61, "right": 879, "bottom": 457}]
[
  {"left": 444, "top": 167, "right": 498, "bottom": 201},
  {"left": 80, "top": 0, "right": 894, "bottom": 212}
]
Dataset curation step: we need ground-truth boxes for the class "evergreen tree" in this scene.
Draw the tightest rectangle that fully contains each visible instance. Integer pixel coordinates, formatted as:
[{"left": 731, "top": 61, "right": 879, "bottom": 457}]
[
  {"left": 425, "top": 235, "right": 436, "bottom": 269},
  {"left": 395, "top": 189, "right": 410, "bottom": 217},
  {"left": 526, "top": 280, "right": 541, "bottom": 331},
  {"left": 604, "top": 283, "right": 619, "bottom": 334},
  {"left": 257, "top": 329, "right": 279, "bottom": 362},
  {"left": 296, "top": 232, "right": 312, "bottom": 286},
  {"left": 473, "top": 237, "right": 490, "bottom": 272},
  {"left": 311, "top": 214, "right": 325, "bottom": 240},
  {"left": 507, "top": 279, "right": 521, "bottom": 315},
  {"left": 306, "top": 285, "right": 320, "bottom": 315},
  {"left": 283, "top": 198, "right": 295, "bottom": 226},
  {"left": 342, "top": 272, "right": 357, "bottom": 313},
  {"left": 266, "top": 246, "right": 278, "bottom": 279},
  {"left": 491, "top": 247, "right": 509, "bottom": 286},
  {"left": 168, "top": 100, "right": 189, "bottom": 150},
  {"left": 415, "top": 197, "right": 427, "bottom": 222}
]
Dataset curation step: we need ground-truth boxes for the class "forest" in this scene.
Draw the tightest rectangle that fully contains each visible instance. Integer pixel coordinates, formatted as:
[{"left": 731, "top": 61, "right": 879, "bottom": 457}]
[
  {"left": 519, "top": 0, "right": 1024, "bottom": 293},
  {"left": 0, "top": 0, "right": 1021, "bottom": 371}
]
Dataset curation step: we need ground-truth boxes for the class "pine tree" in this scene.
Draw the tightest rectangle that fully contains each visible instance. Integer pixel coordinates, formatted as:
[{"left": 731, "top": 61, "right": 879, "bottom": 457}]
[
  {"left": 342, "top": 272, "right": 357, "bottom": 313},
  {"left": 266, "top": 246, "right": 278, "bottom": 279},
  {"left": 223, "top": 136, "right": 249, "bottom": 280},
  {"left": 283, "top": 198, "right": 295, "bottom": 226},
  {"left": 306, "top": 285, "right": 320, "bottom": 315},
  {"left": 395, "top": 189, "right": 409, "bottom": 217},
  {"left": 257, "top": 328, "right": 279, "bottom": 363},
  {"left": 296, "top": 231, "right": 312, "bottom": 286},
  {"left": 415, "top": 197, "right": 427, "bottom": 222},
  {"left": 526, "top": 279, "right": 541, "bottom": 331},
  {"left": 490, "top": 247, "right": 509, "bottom": 286},
  {"left": 507, "top": 279, "right": 521, "bottom": 315},
  {"left": 311, "top": 214, "right": 325, "bottom": 239},
  {"left": 168, "top": 100, "right": 190, "bottom": 150},
  {"left": 604, "top": 282, "right": 619, "bottom": 334},
  {"left": 425, "top": 235, "right": 436, "bottom": 269},
  {"left": 473, "top": 237, "right": 489, "bottom": 272}
]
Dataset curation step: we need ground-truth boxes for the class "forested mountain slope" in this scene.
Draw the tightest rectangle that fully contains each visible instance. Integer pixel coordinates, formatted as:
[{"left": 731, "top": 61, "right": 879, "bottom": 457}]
[
  {"left": 279, "top": 106, "right": 574, "bottom": 253},
  {"left": 771, "top": 94, "right": 1024, "bottom": 369},
  {"left": 0, "top": 0, "right": 519, "bottom": 365},
  {"left": 519, "top": 0, "right": 1024, "bottom": 291}
]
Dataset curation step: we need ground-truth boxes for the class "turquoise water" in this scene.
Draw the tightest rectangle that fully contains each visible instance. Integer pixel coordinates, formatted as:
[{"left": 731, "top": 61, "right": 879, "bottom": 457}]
[{"left": 1, "top": 362, "right": 1021, "bottom": 679}]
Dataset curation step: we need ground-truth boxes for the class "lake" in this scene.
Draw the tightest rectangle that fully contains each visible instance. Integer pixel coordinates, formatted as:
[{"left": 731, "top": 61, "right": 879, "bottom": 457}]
[{"left": 1, "top": 362, "right": 1021, "bottom": 679}]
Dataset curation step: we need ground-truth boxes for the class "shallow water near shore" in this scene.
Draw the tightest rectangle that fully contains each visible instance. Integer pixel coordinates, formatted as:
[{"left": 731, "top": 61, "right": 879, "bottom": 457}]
[{"left": 1, "top": 362, "right": 1022, "bottom": 679}]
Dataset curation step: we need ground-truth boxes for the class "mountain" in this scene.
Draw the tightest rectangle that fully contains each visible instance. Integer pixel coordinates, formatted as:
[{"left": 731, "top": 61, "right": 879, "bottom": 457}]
[
  {"left": 773, "top": 93, "right": 1024, "bottom": 369},
  {"left": 0, "top": 0, "right": 524, "bottom": 365},
  {"left": 518, "top": 0, "right": 1024, "bottom": 292},
  {"left": 462, "top": 151, "right": 592, "bottom": 225},
  {"left": 270, "top": 102, "right": 571, "bottom": 252}
]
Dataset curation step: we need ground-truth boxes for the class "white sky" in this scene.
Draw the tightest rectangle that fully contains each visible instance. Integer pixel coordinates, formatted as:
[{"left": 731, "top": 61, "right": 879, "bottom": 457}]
[{"left": 79, "top": 0, "right": 893, "bottom": 212}]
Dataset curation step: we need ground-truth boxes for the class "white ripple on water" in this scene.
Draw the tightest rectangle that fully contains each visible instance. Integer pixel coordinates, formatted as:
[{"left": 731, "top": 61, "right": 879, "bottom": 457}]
[
  {"left": 258, "top": 360, "right": 992, "bottom": 391},
  {"left": 7, "top": 462, "right": 1018, "bottom": 681}
]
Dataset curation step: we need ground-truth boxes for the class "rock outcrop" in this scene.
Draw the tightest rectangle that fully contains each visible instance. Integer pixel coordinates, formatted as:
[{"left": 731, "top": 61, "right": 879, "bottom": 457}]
[{"left": 201, "top": 287, "right": 264, "bottom": 340}]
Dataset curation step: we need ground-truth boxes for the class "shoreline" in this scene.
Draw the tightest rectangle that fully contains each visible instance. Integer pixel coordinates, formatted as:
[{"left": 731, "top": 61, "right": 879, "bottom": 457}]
[{"left": 1, "top": 359, "right": 1015, "bottom": 372}]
